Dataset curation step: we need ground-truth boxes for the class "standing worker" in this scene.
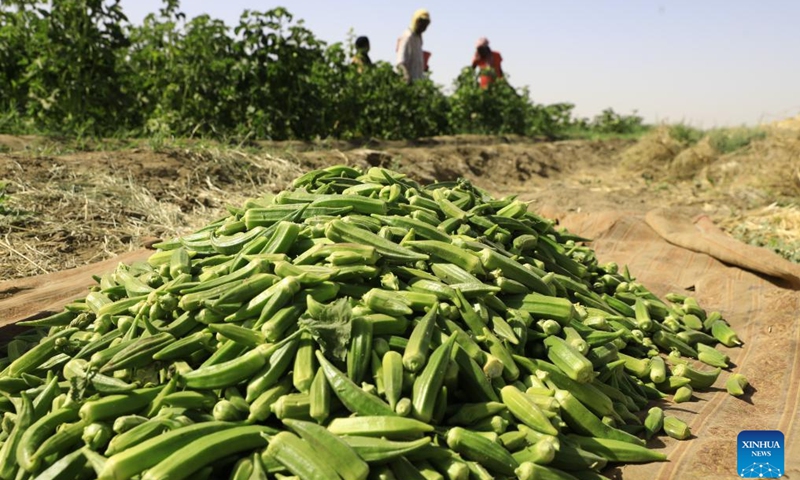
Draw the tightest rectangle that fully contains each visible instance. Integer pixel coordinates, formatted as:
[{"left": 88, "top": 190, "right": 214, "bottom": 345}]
[
  {"left": 396, "top": 9, "right": 431, "bottom": 83},
  {"left": 352, "top": 36, "right": 373, "bottom": 72},
  {"left": 472, "top": 37, "right": 504, "bottom": 89}
]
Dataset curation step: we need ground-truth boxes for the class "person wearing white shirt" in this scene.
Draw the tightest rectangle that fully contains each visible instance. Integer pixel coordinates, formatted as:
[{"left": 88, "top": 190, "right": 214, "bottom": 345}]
[{"left": 396, "top": 9, "right": 431, "bottom": 83}]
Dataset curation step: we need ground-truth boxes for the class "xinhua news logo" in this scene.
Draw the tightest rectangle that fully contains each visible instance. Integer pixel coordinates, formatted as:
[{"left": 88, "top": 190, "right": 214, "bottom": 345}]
[{"left": 737, "top": 430, "right": 784, "bottom": 478}]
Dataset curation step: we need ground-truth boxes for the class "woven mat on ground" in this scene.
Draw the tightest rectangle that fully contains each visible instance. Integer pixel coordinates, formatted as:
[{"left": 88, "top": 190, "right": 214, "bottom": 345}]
[
  {"left": 539, "top": 207, "right": 800, "bottom": 479},
  {"left": 1, "top": 210, "right": 798, "bottom": 479},
  {"left": 0, "top": 249, "right": 153, "bottom": 332}
]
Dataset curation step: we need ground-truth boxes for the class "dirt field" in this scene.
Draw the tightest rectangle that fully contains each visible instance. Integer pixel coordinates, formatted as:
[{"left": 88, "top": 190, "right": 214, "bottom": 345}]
[{"left": 1, "top": 128, "right": 799, "bottom": 281}]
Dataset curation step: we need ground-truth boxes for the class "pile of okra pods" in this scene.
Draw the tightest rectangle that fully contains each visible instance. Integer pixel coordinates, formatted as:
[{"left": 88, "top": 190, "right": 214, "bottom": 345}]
[{"left": 0, "top": 166, "right": 748, "bottom": 480}]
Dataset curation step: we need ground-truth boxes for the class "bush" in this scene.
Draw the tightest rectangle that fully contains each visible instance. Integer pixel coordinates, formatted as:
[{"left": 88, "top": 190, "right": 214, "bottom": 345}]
[
  {"left": 334, "top": 63, "right": 451, "bottom": 140},
  {"left": 590, "top": 109, "right": 646, "bottom": 134},
  {"left": 0, "top": 0, "right": 132, "bottom": 135},
  {"left": 707, "top": 127, "right": 766, "bottom": 154},
  {"left": 448, "top": 69, "right": 579, "bottom": 139},
  {"left": 668, "top": 123, "right": 705, "bottom": 147},
  {"left": 449, "top": 69, "right": 530, "bottom": 136},
  {"left": 0, "top": 1, "right": 633, "bottom": 141}
]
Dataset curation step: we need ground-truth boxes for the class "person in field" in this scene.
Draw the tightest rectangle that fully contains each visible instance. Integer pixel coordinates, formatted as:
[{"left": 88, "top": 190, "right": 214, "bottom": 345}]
[
  {"left": 352, "top": 36, "right": 372, "bottom": 72},
  {"left": 472, "top": 37, "right": 504, "bottom": 89},
  {"left": 396, "top": 9, "right": 431, "bottom": 83}
]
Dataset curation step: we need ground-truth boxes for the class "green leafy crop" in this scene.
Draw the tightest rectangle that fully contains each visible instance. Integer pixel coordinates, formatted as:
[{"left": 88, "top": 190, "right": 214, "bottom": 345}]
[{"left": 0, "top": 1, "right": 643, "bottom": 141}]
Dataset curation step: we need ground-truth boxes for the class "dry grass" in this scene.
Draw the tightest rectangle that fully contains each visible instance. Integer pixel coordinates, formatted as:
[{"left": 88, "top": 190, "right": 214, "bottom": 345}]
[
  {"left": 720, "top": 203, "right": 800, "bottom": 263},
  {"left": 766, "top": 114, "right": 800, "bottom": 132},
  {"left": 619, "top": 126, "right": 684, "bottom": 173},
  {"left": 621, "top": 125, "right": 779, "bottom": 184},
  {"left": 0, "top": 145, "right": 305, "bottom": 280},
  {"left": 1, "top": 170, "right": 181, "bottom": 277},
  {"left": 702, "top": 130, "right": 800, "bottom": 202},
  {"left": 669, "top": 136, "right": 718, "bottom": 180},
  {"left": 747, "top": 131, "right": 800, "bottom": 197}
]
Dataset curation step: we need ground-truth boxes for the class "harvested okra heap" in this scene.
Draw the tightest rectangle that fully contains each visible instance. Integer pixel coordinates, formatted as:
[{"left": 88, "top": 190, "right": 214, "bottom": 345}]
[{"left": 0, "top": 166, "right": 746, "bottom": 480}]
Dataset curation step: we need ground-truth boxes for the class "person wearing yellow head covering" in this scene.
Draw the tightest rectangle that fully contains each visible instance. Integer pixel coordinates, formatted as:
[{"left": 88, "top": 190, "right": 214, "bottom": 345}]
[{"left": 396, "top": 9, "right": 431, "bottom": 83}]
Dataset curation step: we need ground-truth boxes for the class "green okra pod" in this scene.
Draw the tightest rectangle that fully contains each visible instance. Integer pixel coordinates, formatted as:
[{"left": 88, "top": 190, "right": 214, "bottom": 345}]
[
  {"left": 141, "top": 425, "right": 273, "bottom": 480},
  {"left": 246, "top": 336, "right": 299, "bottom": 402},
  {"left": 79, "top": 386, "right": 163, "bottom": 424},
  {"left": 644, "top": 407, "right": 664, "bottom": 439},
  {"left": 566, "top": 434, "right": 668, "bottom": 462},
  {"left": 283, "top": 419, "right": 369, "bottom": 480},
  {"left": 726, "top": 373, "right": 750, "bottom": 397},
  {"left": 555, "top": 389, "right": 644, "bottom": 446},
  {"left": 316, "top": 350, "right": 396, "bottom": 416},
  {"left": 671, "top": 363, "right": 721, "bottom": 389},
  {"left": 0, "top": 392, "right": 33, "bottom": 479},
  {"left": 403, "top": 302, "right": 440, "bottom": 373},
  {"left": 4, "top": 328, "right": 78, "bottom": 378},
  {"left": 412, "top": 335, "right": 457, "bottom": 423},
  {"left": 710, "top": 320, "right": 743, "bottom": 347},
  {"left": 181, "top": 342, "right": 279, "bottom": 390},
  {"left": 17, "top": 406, "right": 81, "bottom": 472},
  {"left": 663, "top": 416, "right": 692, "bottom": 440},
  {"left": 446, "top": 426, "right": 519, "bottom": 476}
]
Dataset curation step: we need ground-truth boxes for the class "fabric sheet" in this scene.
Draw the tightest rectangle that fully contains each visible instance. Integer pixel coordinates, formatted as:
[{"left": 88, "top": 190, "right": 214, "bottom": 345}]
[{"left": 541, "top": 207, "right": 800, "bottom": 479}]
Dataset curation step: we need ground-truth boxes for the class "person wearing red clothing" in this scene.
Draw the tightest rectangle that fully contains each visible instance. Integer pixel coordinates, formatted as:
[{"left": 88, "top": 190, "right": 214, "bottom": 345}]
[{"left": 471, "top": 37, "right": 503, "bottom": 89}]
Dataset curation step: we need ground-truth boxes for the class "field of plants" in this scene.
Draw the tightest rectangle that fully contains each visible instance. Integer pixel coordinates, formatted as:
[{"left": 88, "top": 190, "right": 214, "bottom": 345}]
[{"left": 0, "top": 1, "right": 645, "bottom": 141}]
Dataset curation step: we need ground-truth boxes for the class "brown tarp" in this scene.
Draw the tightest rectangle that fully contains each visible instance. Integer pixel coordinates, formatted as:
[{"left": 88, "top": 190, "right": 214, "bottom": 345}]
[
  {"left": 1, "top": 210, "right": 798, "bottom": 479},
  {"left": 0, "top": 249, "right": 153, "bottom": 330},
  {"left": 539, "top": 207, "right": 800, "bottom": 479}
]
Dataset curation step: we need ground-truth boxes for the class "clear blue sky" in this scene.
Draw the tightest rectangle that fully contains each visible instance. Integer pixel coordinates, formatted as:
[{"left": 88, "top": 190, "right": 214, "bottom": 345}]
[{"left": 122, "top": 1, "right": 800, "bottom": 127}]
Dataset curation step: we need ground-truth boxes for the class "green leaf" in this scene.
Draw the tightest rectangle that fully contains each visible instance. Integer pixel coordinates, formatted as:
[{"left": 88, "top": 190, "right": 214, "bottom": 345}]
[{"left": 298, "top": 297, "right": 353, "bottom": 362}]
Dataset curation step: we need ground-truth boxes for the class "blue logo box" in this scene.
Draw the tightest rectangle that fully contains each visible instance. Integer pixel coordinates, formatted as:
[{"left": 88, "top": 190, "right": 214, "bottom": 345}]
[{"left": 737, "top": 430, "right": 784, "bottom": 478}]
